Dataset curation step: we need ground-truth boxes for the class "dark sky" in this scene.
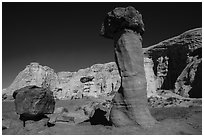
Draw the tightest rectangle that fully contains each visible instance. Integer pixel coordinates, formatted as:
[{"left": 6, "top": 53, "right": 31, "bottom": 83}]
[{"left": 2, "top": 2, "right": 202, "bottom": 88}]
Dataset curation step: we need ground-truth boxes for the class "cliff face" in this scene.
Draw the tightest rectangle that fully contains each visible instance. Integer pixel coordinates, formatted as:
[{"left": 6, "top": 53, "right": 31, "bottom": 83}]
[
  {"left": 4, "top": 61, "right": 155, "bottom": 100},
  {"left": 4, "top": 63, "right": 58, "bottom": 96},
  {"left": 3, "top": 28, "right": 202, "bottom": 101},
  {"left": 54, "top": 62, "right": 121, "bottom": 100},
  {"left": 144, "top": 28, "right": 202, "bottom": 98},
  {"left": 4, "top": 62, "right": 121, "bottom": 100}
]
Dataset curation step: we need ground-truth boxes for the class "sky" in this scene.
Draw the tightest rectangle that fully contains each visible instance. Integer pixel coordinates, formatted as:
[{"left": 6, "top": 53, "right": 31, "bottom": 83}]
[{"left": 2, "top": 2, "right": 202, "bottom": 89}]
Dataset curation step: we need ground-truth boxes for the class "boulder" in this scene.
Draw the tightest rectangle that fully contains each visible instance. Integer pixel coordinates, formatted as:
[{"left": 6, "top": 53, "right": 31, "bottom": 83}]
[
  {"left": 100, "top": 6, "right": 144, "bottom": 38},
  {"left": 13, "top": 85, "right": 55, "bottom": 117}
]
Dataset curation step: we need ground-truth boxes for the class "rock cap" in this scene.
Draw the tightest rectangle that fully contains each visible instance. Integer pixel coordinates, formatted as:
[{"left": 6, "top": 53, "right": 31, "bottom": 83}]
[{"left": 100, "top": 6, "right": 145, "bottom": 39}]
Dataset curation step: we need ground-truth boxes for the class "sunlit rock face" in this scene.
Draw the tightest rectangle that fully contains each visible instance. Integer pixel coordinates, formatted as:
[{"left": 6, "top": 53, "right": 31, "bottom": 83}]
[
  {"left": 144, "top": 57, "right": 157, "bottom": 98},
  {"left": 4, "top": 60, "right": 155, "bottom": 100},
  {"left": 5, "top": 62, "right": 58, "bottom": 96},
  {"left": 144, "top": 28, "right": 202, "bottom": 98},
  {"left": 54, "top": 62, "right": 121, "bottom": 100},
  {"left": 4, "top": 62, "right": 121, "bottom": 100}
]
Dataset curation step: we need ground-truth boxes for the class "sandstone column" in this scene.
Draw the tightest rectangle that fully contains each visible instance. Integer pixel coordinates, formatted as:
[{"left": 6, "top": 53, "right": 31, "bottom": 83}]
[{"left": 100, "top": 6, "right": 156, "bottom": 128}]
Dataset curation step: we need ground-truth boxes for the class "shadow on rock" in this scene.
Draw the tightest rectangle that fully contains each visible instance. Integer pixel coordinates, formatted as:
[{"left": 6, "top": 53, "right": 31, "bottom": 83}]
[{"left": 88, "top": 108, "right": 112, "bottom": 126}]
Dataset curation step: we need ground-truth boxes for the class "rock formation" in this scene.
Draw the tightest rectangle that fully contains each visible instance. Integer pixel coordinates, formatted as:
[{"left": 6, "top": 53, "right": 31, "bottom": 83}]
[
  {"left": 13, "top": 85, "right": 55, "bottom": 126},
  {"left": 100, "top": 6, "right": 156, "bottom": 128},
  {"left": 144, "top": 28, "right": 202, "bottom": 98},
  {"left": 144, "top": 57, "right": 157, "bottom": 97},
  {"left": 2, "top": 28, "right": 202, "bottom": 127},
  {"left": 55, "top": 62, "right": 121, "bottom": 99},
  {"left": 4, "top": 62, "right": 121, "bottom": 100},
  {"left": 48, "top": 107, "right": 75, "bottom": 125},
  {"left": 5, "top": 62, "right": 58, "bottom": 96}
]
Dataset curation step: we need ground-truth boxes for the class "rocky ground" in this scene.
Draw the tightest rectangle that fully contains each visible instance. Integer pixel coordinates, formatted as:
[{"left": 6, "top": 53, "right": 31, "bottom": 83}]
[{"left": 2, "top": 98, "right": 202, "bottom": 135}]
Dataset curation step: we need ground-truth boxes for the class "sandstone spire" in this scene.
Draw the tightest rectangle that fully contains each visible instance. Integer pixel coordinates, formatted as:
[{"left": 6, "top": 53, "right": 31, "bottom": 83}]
[{"left": 100, "top": 6, "right": 157, "bottom": 128}]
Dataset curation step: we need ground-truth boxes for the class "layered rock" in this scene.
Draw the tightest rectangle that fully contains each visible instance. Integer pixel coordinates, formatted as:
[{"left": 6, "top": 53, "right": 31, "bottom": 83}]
[
  {"left": 54, "top": 62, "right": 121, "bottom": 100},
  {"left": 144, "top": 28, "right": 202, "bottom": 98},
  {"left": 100, "top": 6, "right": 156, "bottom": 127}
]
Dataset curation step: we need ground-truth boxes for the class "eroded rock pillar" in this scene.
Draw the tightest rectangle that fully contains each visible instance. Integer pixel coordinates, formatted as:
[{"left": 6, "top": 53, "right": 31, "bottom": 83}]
[{"left": 100, "top": 6, "right": 156, "bottom": 128}]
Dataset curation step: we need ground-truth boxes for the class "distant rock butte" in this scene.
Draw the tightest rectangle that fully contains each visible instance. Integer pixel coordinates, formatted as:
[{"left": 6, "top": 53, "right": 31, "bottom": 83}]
[{"left": 3, "top": 28, "right": 202, "bottom": 103}]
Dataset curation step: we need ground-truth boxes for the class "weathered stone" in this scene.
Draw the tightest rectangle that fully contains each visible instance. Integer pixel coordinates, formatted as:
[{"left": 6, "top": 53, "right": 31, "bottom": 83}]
[
  {"left": 148, "top": 90, "right": 202, "bottom": 108},
  {"left": 13, "top": 85, "right": 55, "bottom": 116},
  {"left": 101, "top": 6, "right": 145, "bottom": 38},
  {"left": 48, "top": 107, "right": 71, "bottom": 125},
  {"left": 2, "top": 118, "right": 11, "bottom": 130},
  {"left": 80, "top": 76, "right": 94, "bottom": 83},
  {"left": 2, "top": 93, "right": 7, "bottom": 100},
  {"left": 144, "top": 28, "right": 202, "bottom": 98},
  {"left": 24, "top": 118, "right": 49, "bottom": 132},
  {"left": 144, "top": 57, "right": 157, "bottom": 97},
  {"left": 5, "top": 63, "right": 58, "bottom": 97},
  {"left": 174, "top": 57, "right": 202, "bottom": 98},
  {"left": 101, "top": 6, "right": 156, "bottom": 128},
  {"left": 54, "top": 62, "right": 121, "bottom": 100}
]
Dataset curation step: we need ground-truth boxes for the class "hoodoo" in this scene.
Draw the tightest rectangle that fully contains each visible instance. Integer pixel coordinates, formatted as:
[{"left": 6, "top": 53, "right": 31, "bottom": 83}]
[{"left": 100, "top": 6, "right": 157, "bottom": 128}]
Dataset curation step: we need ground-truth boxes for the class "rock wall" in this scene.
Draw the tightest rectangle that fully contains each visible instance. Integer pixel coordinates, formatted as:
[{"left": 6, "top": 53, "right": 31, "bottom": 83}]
[
  {"left": 144, "top": 28, "right": 202, "bottom": 98},
  {"left": 4, "top": 62, "right": 121, "bottom": 100},
  {"left": 54, "top": 62, "right": 121, "bottom": 100}
]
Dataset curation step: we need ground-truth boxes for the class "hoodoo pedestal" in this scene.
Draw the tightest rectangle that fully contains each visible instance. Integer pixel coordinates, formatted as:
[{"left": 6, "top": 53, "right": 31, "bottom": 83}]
[{"left": 100, "top": 6, "right": 156, "bottom": 128}]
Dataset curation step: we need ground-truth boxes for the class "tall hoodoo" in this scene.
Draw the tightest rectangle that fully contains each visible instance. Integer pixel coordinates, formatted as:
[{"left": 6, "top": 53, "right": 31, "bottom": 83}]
[{"left": 100, "top": 6, "right": 156, "bottom": 127}]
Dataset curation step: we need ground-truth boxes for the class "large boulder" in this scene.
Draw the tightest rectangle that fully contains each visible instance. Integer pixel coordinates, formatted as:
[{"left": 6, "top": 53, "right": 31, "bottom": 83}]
[{"left": 13, "top": 85, "right": 55, "bottom": 117}]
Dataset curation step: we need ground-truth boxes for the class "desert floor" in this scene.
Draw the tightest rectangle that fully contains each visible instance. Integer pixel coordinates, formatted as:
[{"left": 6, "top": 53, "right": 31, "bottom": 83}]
[{"left": 2, "top": 100, "right": 202, "bottom": 135}]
